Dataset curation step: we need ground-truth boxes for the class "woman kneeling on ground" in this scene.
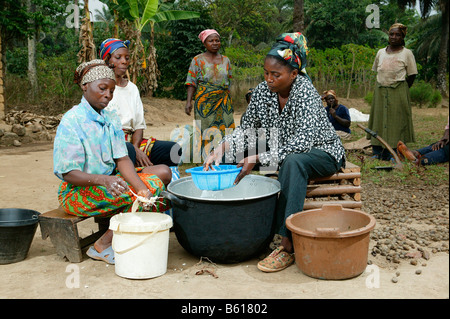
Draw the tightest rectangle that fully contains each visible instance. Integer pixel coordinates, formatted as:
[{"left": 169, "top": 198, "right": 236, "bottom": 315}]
[
  {"left": 205, "top": 33, "right": 345, "bottom": 272},
  {"left": 53, "top": 59, "right": 172, "bottom": 264}
]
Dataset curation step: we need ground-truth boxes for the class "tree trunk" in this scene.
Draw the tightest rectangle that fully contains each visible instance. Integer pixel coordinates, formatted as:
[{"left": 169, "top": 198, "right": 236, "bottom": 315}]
[
  {"left": 145, "top": 23, "right": 159, "bottom": 95},
  {"left": 112, "top": 0, "right": 119, "bottom": 38},
  {"left": 77, "top": 0, "right": 96, "bottom": 63},
  {"left": 0, "top": 29, "right": 5, "bottom": 118},
  {"left": 293, "top": 0, "right": 305, "bottom": 33},
  {"left": 347, "top": 49, "right": 355, "bottom": 99},
  {"left": 0, "top": 28, "right": 6, "bottom": 86},
  {"left": 27, "top": 0, "right": 38, "bottom": 98},
  {"left": 27, "top": 32, "right": 38, "bottom": 98},
  {"left": 74, "top": 0, "right": 79, "bottom": 33},
  {"left": 437, "top": 0, "right": 449, "bottom": 97}
]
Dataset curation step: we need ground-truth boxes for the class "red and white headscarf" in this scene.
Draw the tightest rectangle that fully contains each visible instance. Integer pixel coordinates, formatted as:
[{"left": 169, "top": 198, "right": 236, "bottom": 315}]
[{"left": 198, "top": 29, "right": 220, "bottom": 43}]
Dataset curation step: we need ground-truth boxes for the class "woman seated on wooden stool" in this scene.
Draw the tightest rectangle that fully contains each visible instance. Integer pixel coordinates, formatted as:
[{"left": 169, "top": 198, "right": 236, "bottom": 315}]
[
  {"left": 53, "top": 59, "right": 171, "bottom": 265},
  {"left": 204, "top": 33, "right": 345, "bottom": 273}
]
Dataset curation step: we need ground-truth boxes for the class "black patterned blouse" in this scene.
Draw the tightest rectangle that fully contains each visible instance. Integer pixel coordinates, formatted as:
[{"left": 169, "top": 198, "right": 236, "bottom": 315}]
[{"left": 222, "top": 75, "right": 345, "bottom": 167}]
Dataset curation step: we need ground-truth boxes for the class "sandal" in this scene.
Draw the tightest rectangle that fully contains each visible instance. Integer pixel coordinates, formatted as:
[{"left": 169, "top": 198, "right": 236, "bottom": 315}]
[
  {"left": 257, "top": 246, "right": 294, "bottom": 273},
  {"left": 397, "top": 141, "right": 417, "bottom": 161},
  {"left": 86, "top": 246, "right": 115, "bottom": 265}
]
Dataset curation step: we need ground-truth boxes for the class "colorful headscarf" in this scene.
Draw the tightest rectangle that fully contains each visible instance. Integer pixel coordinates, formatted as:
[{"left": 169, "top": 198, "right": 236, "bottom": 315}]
[
  {"left": 198, "top": 29, "right": 220, "bottom": 43},
  {"left": 389, "top": 23, "right": 407, "bottom": 37},
  {"left": 74, "top": 59, "right": 116, "bottom": 86},
  {"left": 267, "top": 32, "right": 309, "bottom": 75},
  {"left": 99, "top": 38, "right": 130, "bottom": 60}
]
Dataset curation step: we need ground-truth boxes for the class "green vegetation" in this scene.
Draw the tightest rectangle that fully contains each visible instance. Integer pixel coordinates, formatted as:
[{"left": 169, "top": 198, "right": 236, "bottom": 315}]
[
  {"left": 1, "top": 0, "right": 448, "bottom": 115},
  {"left": 409, "top": 81, "right": 443, "bottom": 108},
  {"left": 1, "top": 0, "right": 447, "bottom": 188}
]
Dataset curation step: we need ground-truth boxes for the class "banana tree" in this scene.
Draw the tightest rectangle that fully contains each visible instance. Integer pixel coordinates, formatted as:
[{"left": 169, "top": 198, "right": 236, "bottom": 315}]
[
  {"left": 101, "top": 0, "right": 200, "bottom": 95},
  {"left": 77, "top": 0, "right": 96, "bottom": 63}
]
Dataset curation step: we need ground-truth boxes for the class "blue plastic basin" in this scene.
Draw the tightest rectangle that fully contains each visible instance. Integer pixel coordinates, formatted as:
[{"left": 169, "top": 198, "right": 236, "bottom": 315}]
[{"left": 185, "top": 165, "right": 242, "bottom": 191}]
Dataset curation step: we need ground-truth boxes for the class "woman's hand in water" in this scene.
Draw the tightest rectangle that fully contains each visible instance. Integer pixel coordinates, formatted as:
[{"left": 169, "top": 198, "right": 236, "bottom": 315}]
[
  {"left": 234, "top": 155, "right": 258, "bottom": 185},
  {"left": 103, "top": 176, "right": 129, "bottom": 197},
  {"left": 204, "top": 143, "right": 227, "bottom": 171}
]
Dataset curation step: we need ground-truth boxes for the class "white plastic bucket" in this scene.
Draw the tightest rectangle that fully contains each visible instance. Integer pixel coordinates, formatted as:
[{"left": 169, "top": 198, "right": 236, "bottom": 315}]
[{"left": 109, "top": 212, "right": 173, "bottom": 279}]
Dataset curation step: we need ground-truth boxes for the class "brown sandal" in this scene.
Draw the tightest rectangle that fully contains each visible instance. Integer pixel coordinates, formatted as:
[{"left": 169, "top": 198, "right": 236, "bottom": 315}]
[
  {"left": 397, "top": 141, "right": 417, "bottom": 161},
  {"left": 257, "top": 246, "right": 294, "bottom": 272}
]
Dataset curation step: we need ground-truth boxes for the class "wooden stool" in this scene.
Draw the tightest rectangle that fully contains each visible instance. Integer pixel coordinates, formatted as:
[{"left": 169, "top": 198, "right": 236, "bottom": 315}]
[
  {"left": 39, "top": 208, "right": 110, "bottom": 263},
  {"left": 304, "top": 162, "right": 362, "bottom": 210}
]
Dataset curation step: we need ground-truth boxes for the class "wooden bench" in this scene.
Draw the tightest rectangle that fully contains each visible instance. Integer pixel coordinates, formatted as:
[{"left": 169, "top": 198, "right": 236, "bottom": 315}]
[
  {"left": 39, "top": 208, "right": 110, "bottom": 263},
  {"left": 304, "top": 162, "right": 362, "bottom": 210}
]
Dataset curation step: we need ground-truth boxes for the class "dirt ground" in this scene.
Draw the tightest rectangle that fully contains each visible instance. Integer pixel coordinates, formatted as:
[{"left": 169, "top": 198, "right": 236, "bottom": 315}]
[{"left": 0, "top": 97, "right": 448, "bottom": 301}]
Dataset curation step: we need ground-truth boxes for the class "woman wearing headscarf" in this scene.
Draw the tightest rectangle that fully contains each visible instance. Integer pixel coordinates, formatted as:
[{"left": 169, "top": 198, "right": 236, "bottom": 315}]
[
  {"left": 53, "top": 59, "right": 171, "bottom": 264},
  {"left": 99, "top": 38, "right": 182, "bottom": 169},
  {"left": 322, "top": 89, "right": 352, "bottom": 140},
  {"left": 368, "top": 23, "right": 418, "bottom": 160},
  {"left": 205, "top": 33, "right": 345, "bottom": 272},
  {"left": 185, "top": 29, "right": 235, "bottom": 159}
]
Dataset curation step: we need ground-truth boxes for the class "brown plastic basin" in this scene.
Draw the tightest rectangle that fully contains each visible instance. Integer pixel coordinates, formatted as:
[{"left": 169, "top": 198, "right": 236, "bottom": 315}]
[{"left": 286, "top": 204, "right": 376, "bottom": 280}]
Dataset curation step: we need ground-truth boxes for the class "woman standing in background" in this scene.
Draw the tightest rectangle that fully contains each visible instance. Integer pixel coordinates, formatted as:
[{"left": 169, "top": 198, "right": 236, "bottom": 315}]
[
  {"left": 185, "top": 29, "right": 235, "bottom": 158},
  {"left": 368, "top": 23, "right": 418, "bottom": 160}
]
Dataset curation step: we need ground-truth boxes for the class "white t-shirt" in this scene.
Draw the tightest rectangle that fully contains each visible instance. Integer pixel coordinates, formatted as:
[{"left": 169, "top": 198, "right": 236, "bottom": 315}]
[
  {"left": 372, "top": 47, "right": 418, "bottom": 87},
  {"left": 106, "top": 81, "right": 146, "bottom": 131}
]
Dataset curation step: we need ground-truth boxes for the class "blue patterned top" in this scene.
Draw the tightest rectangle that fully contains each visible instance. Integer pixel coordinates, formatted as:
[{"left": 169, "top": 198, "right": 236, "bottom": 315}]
[{"left": 53, "top": 97, "right": 128, "bottom": 180}]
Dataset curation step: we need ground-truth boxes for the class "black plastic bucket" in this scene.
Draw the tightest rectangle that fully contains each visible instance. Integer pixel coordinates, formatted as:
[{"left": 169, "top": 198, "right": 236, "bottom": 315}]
[{"left": 0, "top": 208, "right": 40, "bottom": 264}]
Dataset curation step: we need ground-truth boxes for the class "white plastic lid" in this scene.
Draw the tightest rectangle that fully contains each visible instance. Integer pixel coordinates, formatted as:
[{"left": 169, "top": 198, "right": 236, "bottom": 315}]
[{"left": 109, "top": 212, "right": 173, "bottom": 233}]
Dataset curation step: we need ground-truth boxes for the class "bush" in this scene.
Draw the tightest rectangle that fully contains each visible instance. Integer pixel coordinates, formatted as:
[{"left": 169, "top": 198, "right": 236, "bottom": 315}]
[
  {"left": 37, "top": 52, "right": 80, "bottom": 113},
  {"left": 6, "top": 47, "right": 28, "bottom": 76},
  {"left": 308, "top": 44, "right": 378, "bottom": 98},
  {"left": 5, "top": 51, "right": 80, "bottom": 115},
  {"left": 429, "top": 90, "right": 442, "bottom": 108},
  {"left": 409, "top": 81, "right": 443, "bottom": 108},
  {"left": 364, "top": 91, "right": 373, "bottom": 105},
  {"left": 409, "top": 81, "right": 433, "bottom": 108}
]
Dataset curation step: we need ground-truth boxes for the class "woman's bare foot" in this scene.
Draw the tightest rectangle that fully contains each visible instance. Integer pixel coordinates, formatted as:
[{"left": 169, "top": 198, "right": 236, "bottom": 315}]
[
  {"left": 93, "top": 229, "right": 113, "bottom": 252},
  {"left": 280, "top": 236, "right": 294, "bottom": 253}
]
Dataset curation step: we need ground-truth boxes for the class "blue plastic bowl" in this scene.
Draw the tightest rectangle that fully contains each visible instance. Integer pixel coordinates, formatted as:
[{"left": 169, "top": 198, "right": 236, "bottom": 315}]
[{"left": 185, "top": 165, "right": 242, "bottom": 191}]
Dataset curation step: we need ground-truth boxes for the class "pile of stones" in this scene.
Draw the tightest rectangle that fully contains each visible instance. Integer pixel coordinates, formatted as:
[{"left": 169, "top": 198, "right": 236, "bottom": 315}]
[
  {"left": 362, "top": 182, "right": 449, "bottom": 265},
  {"left": 0, "top": 111, "right": 61, "bottom": 146},
  {"left": 0, "top": 122, "right": 53, "bottom": 146}
]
